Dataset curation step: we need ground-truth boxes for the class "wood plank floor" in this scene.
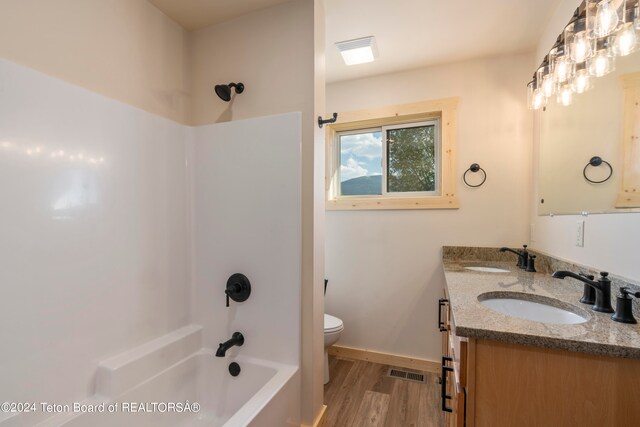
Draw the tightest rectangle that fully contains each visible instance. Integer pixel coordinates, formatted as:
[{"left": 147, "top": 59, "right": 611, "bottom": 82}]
[{"left": 320, "top": 356, "right": 444, "bottom": 427}]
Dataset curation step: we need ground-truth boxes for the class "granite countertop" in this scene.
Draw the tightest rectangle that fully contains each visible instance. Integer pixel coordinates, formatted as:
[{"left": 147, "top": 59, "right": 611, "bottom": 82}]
[{"left": 443, "top": 247, "right": 640, "bottom": 358}]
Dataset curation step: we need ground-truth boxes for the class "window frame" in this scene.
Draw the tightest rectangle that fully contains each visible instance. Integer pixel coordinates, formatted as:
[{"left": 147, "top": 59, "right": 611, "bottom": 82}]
[
  {"left": 335, "top": 120, "right": 441, "bottom": 198},
  {"left": 325, "top": 97, "right": 459, "bottom": 210}
]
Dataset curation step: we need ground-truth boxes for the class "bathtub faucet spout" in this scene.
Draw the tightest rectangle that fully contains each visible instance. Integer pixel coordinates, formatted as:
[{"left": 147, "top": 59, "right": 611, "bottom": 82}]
[{"left": 216, "top": 332, "right": 244, "bottom": 357}]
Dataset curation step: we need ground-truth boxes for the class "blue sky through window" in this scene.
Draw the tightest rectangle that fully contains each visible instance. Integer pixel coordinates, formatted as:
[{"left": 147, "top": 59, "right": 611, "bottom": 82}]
[{"left": 339, "top": 131, "right": 382, "bottom": 182}]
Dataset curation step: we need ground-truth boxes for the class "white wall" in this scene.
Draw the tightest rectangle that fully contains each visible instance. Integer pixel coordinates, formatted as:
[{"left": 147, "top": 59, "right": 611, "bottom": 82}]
[
  {"left": 190, "top": 112, "right": 302, "bottom": 367},
  {"left": 189, "top": 0, "right": 315, "bottom": 126},
  {"left": 0, "top": 59, "right": 190, "bottom": 425},
  {"left": 531, "top": 0, "right": 640, "bottom": 281},
  {"left": 325, "top": 53, "right": 534, "bottom": 361},
  {"left": 0, "top": 0, "right": 192, "bottom": 124}
]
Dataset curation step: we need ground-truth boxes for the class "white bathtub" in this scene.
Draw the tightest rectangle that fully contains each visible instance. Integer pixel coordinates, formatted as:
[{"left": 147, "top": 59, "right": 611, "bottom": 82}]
[{"left": 35, "top": 349, "right": 300, "bottom": 427}]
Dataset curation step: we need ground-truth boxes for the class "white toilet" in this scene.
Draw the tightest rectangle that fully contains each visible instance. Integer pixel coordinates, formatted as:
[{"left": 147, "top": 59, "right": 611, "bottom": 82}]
[{"left": 323, "top": 313, "right": 344, "bottom": 384}]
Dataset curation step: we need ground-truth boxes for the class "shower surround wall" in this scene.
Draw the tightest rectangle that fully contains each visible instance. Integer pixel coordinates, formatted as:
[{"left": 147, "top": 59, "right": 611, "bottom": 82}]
[
  {"left": 0, "top": 59, "right": 190, "bottom": 425},
  {"left": 0, "top": 58, "right": 303, "bottom": 426},
  {"left": 1, "top": 0, "right": 319, "bottom": 424},
  {"left": 189, "top": 112, "right": 302, "bottom": 366}
]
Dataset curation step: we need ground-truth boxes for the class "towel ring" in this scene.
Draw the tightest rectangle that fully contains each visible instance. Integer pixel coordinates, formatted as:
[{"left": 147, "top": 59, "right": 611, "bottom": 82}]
[
  {"left": 463, "top": 163, "right": 487, "bottom": 188},
  {"left": 583, "top": 156, "right": 613, "bottom": 184}
]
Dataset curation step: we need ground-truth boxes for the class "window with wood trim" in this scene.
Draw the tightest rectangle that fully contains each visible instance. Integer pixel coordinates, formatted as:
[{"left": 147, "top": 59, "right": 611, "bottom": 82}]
[{"left": 325, "top": 98, "right": 459, "bottom": 210}]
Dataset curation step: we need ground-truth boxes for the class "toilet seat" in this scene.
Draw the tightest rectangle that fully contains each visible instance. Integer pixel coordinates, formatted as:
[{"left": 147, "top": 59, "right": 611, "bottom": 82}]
[{"left": 324, "top": 314, "right": 344, "bottom": 333}]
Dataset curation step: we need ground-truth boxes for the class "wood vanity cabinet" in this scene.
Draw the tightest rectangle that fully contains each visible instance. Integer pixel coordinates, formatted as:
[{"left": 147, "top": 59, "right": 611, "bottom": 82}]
[{"left": 438, "top": 289, "right": 640, "bottom": 427}]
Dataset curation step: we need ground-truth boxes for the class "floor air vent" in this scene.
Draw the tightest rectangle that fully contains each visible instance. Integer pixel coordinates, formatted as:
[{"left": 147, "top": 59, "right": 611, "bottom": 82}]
[{"left": 387, "top": 368, "right": 426, "bottom": 383}]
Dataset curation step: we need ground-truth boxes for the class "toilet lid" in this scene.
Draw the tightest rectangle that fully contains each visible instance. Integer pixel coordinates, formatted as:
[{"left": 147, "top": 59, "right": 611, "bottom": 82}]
[{"left": 324, "top": 314, "right": 344, "bottom": 332}]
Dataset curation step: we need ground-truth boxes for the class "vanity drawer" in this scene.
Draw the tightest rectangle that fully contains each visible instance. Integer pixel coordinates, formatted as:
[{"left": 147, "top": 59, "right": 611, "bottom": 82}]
[{"left": 448, "top": 327, "right": 468, "bottom": 392}]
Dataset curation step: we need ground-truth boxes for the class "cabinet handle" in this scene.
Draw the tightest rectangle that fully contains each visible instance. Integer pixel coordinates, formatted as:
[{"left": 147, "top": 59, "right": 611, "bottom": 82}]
[
  {"left": 438, "top": 298, "right": 449, "bottom": 332},
  {"left": 441, "top": 356, "right": 454, "bottom": 413}
]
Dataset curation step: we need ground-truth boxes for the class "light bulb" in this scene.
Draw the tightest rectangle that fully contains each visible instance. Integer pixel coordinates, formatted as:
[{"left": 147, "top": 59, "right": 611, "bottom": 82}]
[
  {"left": 595, "top": 0, "right": 620, "bottom": 37},
  {"left": 557, "top": 85, "right": 573, "bottom": 106},
  {"left": 594, "top": 55, "right": 608, "bottom": 75},
  {"left": 573, "top": 33, "right": 593, "bottom": 62},
  {"left": 588, "top": 49, "right": 615, "bottom": 76},
  {"left": 567, "top": 16, "right": 594, "bottom": 62},
  {"left": 542, "top": 74, "right": 555, "bottom": 98},
  {"left": 614, "top": 24, "right": 637, "bottom": 55},
  {"left": 532, "top": 89, "right": 545, "bottom": 110},
  {"left": 554, "top": 58, "right": 572, "bottom": 83},
  {"left": 572, "top": 69, "right": 591, "bottom": 94}
]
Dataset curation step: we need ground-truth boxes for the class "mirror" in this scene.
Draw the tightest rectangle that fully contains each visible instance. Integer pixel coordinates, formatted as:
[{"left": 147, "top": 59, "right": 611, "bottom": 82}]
[{"left": 539, "top": 48, "right": 640, "bottom": 215}]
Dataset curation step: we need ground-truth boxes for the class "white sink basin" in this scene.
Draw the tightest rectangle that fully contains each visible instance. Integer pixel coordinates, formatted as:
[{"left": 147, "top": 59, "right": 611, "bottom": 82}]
[
  {"left": 478, "top": 293, "right": 589, "bottom": 325},
  {"left": 465, "top": 266, "right": 510, "bottom": 273}
]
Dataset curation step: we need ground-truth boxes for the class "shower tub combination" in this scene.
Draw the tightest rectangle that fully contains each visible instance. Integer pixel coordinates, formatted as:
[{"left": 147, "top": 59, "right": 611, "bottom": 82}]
[{"left": 15, "top": 326, "right": 300, "bottom": 427}]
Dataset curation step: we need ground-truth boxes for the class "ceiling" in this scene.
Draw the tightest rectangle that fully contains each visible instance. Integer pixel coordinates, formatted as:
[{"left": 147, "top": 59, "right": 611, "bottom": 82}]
[
  {"left": 325, "top": 0, "right": 564, "bottom": 83},
  {"left": 147, "top": 0, "right": 291, "bottom": 31},
  {"left": 147, "top": 0, "right": 563, "bottom": 83}
]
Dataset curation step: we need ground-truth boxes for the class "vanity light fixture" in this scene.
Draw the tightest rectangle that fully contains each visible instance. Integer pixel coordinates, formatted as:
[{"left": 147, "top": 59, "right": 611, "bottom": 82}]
[
  {"left": 528, "top": 0, "right": 640, "bottom": 109},
  {"left": 336, "top": 36, "right": 378, "bottom": 66}
]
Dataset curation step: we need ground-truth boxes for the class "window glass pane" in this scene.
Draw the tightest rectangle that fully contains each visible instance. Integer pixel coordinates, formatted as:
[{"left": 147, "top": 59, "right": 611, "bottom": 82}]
[
  {"left": 339, "top": 131, "right": 382, "bottom": 195},
  {"left": 386, "top": 125, "right": 436, "bottom": 193}
]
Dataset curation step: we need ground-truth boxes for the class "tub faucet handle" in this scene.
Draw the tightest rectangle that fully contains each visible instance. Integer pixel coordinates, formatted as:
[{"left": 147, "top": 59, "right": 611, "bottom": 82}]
[{"left": 224, "top": 273, "right": 251, "bottom": 308}]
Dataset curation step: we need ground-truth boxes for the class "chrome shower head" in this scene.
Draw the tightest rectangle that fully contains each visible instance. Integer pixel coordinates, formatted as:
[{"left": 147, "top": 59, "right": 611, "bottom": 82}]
[{"left": 214, "top": 82, "right": 244, "bottom": 102}]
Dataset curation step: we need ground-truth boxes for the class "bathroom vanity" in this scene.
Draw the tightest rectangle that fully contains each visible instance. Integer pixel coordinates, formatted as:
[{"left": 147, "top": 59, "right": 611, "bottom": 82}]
[{"left": 439, "top": 246, "right": 640, "bottom": 427}]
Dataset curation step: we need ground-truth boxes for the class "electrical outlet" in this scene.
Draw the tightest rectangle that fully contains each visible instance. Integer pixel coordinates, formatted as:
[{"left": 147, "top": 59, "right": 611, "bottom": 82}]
[
  {"left": 530, "top": 224, "right": 535, "bottom": 242},
  {"left": 576, "top": 220, "right": 585, "bottom": 247}
]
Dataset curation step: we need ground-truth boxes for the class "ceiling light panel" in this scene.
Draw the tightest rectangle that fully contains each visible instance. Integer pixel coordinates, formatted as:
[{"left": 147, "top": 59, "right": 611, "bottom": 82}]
[{"left": 336, "top": 36, "right": 378, "bottom": 66}]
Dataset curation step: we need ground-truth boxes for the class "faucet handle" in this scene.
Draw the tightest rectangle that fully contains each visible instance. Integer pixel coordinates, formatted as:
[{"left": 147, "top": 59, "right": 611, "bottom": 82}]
[
  {"left": 225, "top": 273, "right": 252, "bottom": 308},
  {"left": 612, "top": 287, "right": 640, "bottom": 324},
  {"left": 579, "top": 272, "right": 595, "bottom": 281},
  {"left": 526, "top": 255, "right": 537, "bottom": 273},
  {"left": 621, "top": 287, "right": 640, "bottom": 299}
]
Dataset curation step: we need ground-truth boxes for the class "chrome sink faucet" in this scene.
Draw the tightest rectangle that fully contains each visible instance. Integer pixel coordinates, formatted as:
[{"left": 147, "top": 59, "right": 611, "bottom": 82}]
[{"left": 552, "top": 271, "right": 614, "bottom": 313}]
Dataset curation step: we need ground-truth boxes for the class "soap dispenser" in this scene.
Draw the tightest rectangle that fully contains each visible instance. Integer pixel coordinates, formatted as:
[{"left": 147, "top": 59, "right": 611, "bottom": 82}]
[{"left": 611, "top": 287, "right": 640, "bottom": 324}]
